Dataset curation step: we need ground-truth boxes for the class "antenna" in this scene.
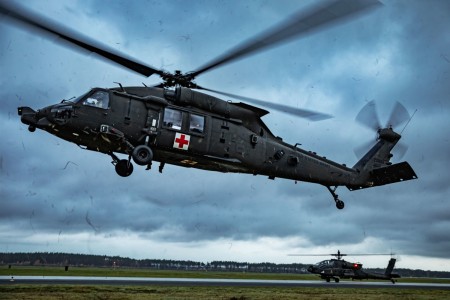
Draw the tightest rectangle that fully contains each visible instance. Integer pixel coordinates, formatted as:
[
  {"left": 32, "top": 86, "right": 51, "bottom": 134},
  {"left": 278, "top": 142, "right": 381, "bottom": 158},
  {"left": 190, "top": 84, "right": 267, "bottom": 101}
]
[
  {"left": 400, "top": 108, "right": 417, "bottom": 135},
  {"left": 114, "top": 82, "right": 125, "bottom": 92}
]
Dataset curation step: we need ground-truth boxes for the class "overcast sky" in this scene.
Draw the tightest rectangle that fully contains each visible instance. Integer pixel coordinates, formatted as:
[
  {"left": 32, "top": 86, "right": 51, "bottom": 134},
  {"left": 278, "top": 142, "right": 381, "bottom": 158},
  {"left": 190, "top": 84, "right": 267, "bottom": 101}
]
[{"left": 0, "top": 0, "right": 449, "bottom": 272}]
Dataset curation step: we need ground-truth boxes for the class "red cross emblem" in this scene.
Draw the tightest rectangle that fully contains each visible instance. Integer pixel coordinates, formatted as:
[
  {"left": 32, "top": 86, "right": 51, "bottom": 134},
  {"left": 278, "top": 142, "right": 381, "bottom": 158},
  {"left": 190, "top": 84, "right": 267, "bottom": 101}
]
[{"left": 173, "top": 133, "right": 190, "bottom": 150}]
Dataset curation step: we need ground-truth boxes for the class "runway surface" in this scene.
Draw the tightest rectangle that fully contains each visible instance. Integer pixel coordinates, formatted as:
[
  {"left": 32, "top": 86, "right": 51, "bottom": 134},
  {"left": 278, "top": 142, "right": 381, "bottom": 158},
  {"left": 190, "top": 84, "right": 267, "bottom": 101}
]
[{"left": 2, "top": 276, "right": 450, "bottom": 290}]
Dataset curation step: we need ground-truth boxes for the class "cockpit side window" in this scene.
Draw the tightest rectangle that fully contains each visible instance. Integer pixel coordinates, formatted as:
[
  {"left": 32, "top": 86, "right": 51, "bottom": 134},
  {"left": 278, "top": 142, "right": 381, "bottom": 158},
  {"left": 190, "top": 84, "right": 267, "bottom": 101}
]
[
  {"left": 318, "top": 260, "right": 330, "bottom": 267},
  {"left": 82, "top": 91, "right": 109, "bottom": 109},
  {"left": 163, "top": 108, "right": 183, "bottom": 130},
  {"left": 189, "top": 114, "right": 205, "bottom": 134}
]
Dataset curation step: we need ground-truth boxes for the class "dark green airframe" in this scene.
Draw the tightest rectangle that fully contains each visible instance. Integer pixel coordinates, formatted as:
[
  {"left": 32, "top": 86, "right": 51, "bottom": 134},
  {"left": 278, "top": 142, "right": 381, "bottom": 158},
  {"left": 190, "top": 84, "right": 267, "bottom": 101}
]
[
  {"left": 3, "top": 0, "right": 417, "bottom": 209},
  {"left": 300, "top": 250, "right": 400, "bottom": 283}
]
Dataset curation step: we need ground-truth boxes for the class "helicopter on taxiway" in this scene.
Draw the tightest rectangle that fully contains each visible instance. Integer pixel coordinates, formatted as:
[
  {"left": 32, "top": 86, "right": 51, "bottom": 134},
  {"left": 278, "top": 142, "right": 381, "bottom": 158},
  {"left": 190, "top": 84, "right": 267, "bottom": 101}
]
[
  {"left": 291, "top": 250, "right": 400, "bottom": 283},
  {"left": 2, "top": 0, "right": 417, "bottom": 209}
]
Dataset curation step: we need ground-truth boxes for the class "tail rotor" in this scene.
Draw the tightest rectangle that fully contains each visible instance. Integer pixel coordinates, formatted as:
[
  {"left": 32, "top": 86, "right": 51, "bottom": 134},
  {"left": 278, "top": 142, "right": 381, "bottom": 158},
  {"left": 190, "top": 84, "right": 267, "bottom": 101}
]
[
  {"left": 388, "top": 101, "right": 411, "bottom": 130},
  {"left": 354, "top": 101, "right": 410, "bottom": 160},
  {"left": 355, "top": 100, "right": 381, "bottom": 131},
  {"left": 348, "top": 101, "right": 418, "bottom": 191}
]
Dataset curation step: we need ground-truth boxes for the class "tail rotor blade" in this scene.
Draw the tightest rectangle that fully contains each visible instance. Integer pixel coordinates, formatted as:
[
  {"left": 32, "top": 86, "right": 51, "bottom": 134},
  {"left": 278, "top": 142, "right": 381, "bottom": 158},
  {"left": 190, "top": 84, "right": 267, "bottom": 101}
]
[
  {"left": 355, "top": 100, "right": 381, "bottom": 131},
  {"left": 354, "top": 100, "right": 411, "bottom": 162},
  {"left": 387, "top": 101, "right": 410, "bottom": 129},
  {"left": 393, "top": 142, "right": 408, "bottom": 160},
  {"left": 354, "top": 139, "right": 374, "bottom": 159}
]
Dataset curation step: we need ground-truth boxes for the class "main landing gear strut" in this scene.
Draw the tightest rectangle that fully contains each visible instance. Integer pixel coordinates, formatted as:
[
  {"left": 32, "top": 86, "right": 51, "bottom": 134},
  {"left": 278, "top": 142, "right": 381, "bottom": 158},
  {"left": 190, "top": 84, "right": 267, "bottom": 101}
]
[
  {"left": 326, "top": 186, "right": 345, "bottom": 210},
  {"left": 101, "top": 126, "right": 154, "bottom": 177},
  {"left": 325, "top": 277, "right": 340, "bottom": 283},
  {"left": 110, "top": 152, "right": 134, "bottom": 177},
  {"left": 109, "top": 144, "right": 153, "bottom": 177}
]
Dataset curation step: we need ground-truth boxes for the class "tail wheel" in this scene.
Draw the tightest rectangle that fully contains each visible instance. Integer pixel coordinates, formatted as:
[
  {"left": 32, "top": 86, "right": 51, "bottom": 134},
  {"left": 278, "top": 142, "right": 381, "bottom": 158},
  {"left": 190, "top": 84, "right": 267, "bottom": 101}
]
[
  {"left": 336, "top": 200, "right": 345, "bottom": 210},
  {"left": 325, "top": 186, "right": 345, "bottom": 210},
  {"left": 132, "top": 145, "right": 153, "bottom": 166}
]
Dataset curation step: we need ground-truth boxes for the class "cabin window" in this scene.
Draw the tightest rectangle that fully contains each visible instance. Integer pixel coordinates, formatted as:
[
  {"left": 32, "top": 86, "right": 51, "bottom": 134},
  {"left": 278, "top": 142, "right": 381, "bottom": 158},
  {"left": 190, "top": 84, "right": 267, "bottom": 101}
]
[
  {"left": 189, "top": 114, "right": 205, "bottom": 134},
  {"left": 82, "top": 90, "right": 109, "bottom": 109},
  {"left": 163, "top": 108, "right": 182, "bottom": 130}
]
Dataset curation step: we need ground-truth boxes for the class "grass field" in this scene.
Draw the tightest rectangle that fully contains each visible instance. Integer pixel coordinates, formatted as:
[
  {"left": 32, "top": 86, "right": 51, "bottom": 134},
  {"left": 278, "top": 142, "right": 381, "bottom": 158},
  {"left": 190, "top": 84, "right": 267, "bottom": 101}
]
[
  {"left": 2, "top": 285, "right": 450, "bottom": 300},
  {"left": 0, "top": 265, "right": 314, "bottom": 280},
  {"left": 1, "top": 266, "right": 450, "bottom": 299}
]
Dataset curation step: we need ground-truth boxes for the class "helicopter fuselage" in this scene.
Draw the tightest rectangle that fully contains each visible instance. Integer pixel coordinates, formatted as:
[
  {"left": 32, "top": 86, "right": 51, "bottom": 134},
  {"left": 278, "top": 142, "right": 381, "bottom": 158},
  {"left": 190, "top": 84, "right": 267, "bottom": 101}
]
[
  {"left": 307, "top": 258, "right": 400, "bottom": 283},
  {"left": 19, "top": 86, "right": 366, "bottom": 187}
]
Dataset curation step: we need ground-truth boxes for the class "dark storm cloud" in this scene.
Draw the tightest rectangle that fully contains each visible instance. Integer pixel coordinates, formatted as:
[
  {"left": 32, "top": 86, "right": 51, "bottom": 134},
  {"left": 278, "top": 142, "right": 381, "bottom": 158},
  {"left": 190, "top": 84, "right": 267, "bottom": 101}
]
[{"left": 0, "top": 0, "right": 449, "bottom": 269}]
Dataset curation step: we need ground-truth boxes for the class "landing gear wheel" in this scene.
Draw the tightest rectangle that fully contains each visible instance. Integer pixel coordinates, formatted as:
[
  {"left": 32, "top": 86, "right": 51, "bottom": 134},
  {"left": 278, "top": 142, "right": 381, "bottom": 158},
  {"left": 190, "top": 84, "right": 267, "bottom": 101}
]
[
  {"left": 334, "top": 277, "right": 340, "bottom": 283},
  {"left": 115, "top": 159, "right": 133, "bottom": 177},
  {"left": 325, "top": 186, "right": 345, "bottom": 210},
  {"left": 326, "top": 278, "right": 330, "bottom": 283},
  {"left": 132, "top": 145, "right": 153, "bottom": 166}
]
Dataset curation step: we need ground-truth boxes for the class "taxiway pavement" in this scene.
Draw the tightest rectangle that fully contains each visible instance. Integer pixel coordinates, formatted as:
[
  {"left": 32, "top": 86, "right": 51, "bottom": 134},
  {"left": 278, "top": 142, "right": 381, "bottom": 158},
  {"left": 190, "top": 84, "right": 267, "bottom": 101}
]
[{"left": 1, "top": 276, "right": 450, "bottom": 290}]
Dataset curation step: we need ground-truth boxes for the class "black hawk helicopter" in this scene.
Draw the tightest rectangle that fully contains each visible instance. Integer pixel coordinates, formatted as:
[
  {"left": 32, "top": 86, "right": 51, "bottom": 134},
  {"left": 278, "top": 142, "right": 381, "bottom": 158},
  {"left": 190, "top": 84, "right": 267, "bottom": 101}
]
[
  {"left": 2, "top": 0, "right": 417, "bottom": 209},
  {"left": 291, "top": 250, "right": 400, "bottom": 283}
]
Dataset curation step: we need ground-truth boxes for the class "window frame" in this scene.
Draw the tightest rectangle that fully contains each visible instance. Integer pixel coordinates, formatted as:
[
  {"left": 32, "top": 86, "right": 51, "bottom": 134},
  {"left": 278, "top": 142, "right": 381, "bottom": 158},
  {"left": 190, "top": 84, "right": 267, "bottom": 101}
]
[
  {"left": 188, "top": 113, "right": 205, "bottom": 135},
  {"left": 162, "top": 107, "right": 184, "bottom": 131}
]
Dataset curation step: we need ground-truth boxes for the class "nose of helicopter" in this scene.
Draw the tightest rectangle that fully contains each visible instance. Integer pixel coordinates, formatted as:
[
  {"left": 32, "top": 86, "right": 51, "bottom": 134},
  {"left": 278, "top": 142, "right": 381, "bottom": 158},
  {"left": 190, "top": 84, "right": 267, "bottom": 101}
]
[
  {"left": 307, "top": 265, "right": 314, "bottom": 273},
  {"left": 18, "top": 106, "right": 52, "bottom": 132}
]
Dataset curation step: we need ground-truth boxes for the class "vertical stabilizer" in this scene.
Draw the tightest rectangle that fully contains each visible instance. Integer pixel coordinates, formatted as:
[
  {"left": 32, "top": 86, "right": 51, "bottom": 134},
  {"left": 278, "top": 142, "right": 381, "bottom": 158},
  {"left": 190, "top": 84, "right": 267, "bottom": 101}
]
[
  {"left": 353, "top": 128, "right": 400, "bottom": 172},
  {"left": 385, "top": 258, "right": 396, "bottom": 276},
  {"left": 347, "top": 127, "right": 417, "bottom": 191}
]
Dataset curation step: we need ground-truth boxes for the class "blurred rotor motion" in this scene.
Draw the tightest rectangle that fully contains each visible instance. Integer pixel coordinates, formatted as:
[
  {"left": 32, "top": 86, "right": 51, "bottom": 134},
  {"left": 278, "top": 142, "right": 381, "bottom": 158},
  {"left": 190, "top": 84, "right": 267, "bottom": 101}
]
[
  {"left": 9, "top": 0, "right": 418, "bottom": 209},
  {"left": 195, "top": 86, "right": 334, "bottom": 121},
  {"left": 355, "top": 101, "right": 411, "bottom": 132},
  {"left": 289, "top": 249, "right": 395, "bottom": 260},
  {"left": 354, "top": 100, "right": 411, "bottom": 159},
  {"left": 0, "top": 0, "right": 381, "bottom": 121}
]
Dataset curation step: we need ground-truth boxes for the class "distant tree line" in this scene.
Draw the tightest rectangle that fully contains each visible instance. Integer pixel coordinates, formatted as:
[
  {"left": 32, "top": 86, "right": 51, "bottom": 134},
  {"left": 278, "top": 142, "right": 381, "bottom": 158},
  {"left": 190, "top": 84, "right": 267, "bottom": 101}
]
[
  {"left": 1, "top": 252, "right": 449, "bottom": 278},
  {"left": 0, "top": 252, "right": 309, "bottom": 274}
]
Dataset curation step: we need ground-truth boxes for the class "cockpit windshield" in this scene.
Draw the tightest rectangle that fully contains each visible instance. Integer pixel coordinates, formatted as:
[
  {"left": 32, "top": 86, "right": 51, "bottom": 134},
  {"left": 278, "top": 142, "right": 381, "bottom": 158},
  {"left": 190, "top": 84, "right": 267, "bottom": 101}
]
[
  {"left": 73, "top": 91, "right": 90, "bottom": 104},
  {"left": 316, "top": 260, "right": 332, "bottom": 267},
  {"left": 79, "top": 90, "right": 110, "bottom": 109}
]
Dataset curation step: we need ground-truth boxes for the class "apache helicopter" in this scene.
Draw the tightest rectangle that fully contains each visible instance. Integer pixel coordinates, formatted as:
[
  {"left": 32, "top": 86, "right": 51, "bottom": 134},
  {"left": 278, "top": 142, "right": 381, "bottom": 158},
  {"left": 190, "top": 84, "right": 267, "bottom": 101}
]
[
  {"left": 2, "top": 0, "right": 417, "bottom": 209},
  {"left": 291, "top": 250, "right": 400, "bottom": 283}
]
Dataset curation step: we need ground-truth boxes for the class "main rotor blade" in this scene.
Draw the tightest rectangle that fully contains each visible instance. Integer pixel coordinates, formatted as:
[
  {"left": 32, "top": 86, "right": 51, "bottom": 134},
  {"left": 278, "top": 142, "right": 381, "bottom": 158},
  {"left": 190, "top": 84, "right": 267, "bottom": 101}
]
[
  {"left": 339, "top": 253, "right": 394, "bottom": 256},
  {"left": 355, "top": 100, "right": 381, "bottom": 131},
  {"left": 387, "top": 101, "right": 410, "bottom": 129},
  {"left": 0, "top": 2, "right": 164, "bottom": 78},
  {"left": 288, "top": 254, "right": 330, "bottom": 257},
  {"left": 289, "top": 253, "right": 393, "bottom": 256},
  {"left": 196, "top": 86, "right": 333, "bottom": 121},
  {"left": 189, "top": 0, "right": 381, "bottom": 78}
]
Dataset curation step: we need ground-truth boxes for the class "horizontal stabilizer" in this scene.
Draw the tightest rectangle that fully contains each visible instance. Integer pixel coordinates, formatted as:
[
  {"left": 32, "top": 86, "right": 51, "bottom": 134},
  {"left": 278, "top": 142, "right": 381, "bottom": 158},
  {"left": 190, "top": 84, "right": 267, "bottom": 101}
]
[{"left": 347, "top": 162, "right": 417, "bottom": 191}]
